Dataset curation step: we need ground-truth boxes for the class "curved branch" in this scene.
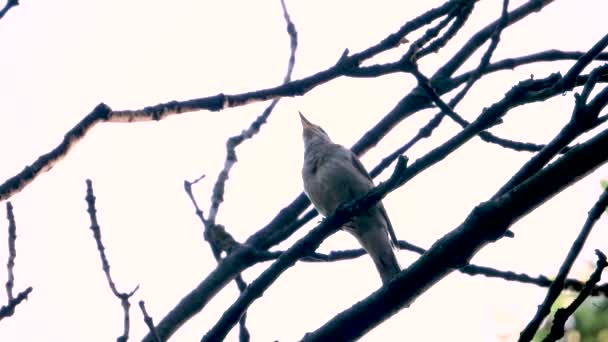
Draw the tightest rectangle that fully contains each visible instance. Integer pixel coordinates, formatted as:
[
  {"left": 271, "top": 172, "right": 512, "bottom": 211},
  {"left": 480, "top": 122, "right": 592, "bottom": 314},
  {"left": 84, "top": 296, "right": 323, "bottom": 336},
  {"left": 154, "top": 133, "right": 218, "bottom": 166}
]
[{"left": 0, "top": 0, "right": 456, "bottom": 203}]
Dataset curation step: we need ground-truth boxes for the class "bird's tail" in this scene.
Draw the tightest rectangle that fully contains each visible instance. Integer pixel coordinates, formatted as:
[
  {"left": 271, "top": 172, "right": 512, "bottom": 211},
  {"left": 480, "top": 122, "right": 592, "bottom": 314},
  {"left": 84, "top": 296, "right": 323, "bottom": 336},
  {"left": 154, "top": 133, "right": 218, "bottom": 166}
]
[{"left": 357, "top": 227, "right": 401, "bottom": 284}]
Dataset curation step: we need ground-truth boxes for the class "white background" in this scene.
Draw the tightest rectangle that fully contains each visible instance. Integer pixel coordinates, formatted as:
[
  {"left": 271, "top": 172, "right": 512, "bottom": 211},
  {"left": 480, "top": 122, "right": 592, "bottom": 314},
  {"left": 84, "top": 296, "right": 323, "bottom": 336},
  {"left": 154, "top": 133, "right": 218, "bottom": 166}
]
[{"left": 1, "top": 0, "right": 607, "bottom": 341}]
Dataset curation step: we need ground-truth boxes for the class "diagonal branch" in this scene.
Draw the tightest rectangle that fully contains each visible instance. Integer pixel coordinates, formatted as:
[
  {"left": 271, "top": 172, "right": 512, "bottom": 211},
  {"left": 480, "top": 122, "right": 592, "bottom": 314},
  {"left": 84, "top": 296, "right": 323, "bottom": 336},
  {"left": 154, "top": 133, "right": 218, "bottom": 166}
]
[
  {"left": 145, "top": 67, "right": 597, "bottom": 342},
  {"left": 519, "top": 190, "right": 608, "bottom": 342},
  {"left": 497, "top": 67, "right": 608, "bottom": 196},
  {"left": 0, "top": 0, "right": 18, "bottom": 21},
  {"left": 0, "top": 0, "right": 455, "bottom": 204},
  {"left": 541, "top": 250, "right": 608, "bottom": 342},
  {"left": 201, "top": 157, "right": 410, "bottom": 342},
  {"left": 300, "top": 125, "right": 608, "bottom": 341},
  {"left": 139, "top": 300, "right": 162, "bottom": 342},
  {"left": 352, "top": 0, "right": 557, "bottom": 156},
  {"left": 187, "top": 1, "right": 299, "bottom": 340}
]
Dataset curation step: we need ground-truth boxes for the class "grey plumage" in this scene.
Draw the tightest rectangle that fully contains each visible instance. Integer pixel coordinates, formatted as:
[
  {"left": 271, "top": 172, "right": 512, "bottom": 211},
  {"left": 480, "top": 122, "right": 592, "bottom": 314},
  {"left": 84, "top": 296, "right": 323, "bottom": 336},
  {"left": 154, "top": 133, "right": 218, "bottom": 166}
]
[{"left": 299, "top": 112, "right": 400, "bottom": 284}]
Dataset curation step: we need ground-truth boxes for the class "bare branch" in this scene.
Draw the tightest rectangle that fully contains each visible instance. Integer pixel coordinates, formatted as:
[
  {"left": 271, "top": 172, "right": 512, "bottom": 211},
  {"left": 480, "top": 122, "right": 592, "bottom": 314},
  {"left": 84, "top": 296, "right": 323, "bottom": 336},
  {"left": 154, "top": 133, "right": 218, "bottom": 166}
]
[
  {"left": 445, "top": 0, "right": 510, "bottom": 108},
  {"left": 434, "top": 0, "right": 553, "bottom": 80},
  {"left": 85, "top": 179, "right": 139, "bottom": 342},
  {"left": 201, "top": 157, "right": 409, "bottom": 342},
  {"left": 541, "top": 250, "right": 608, "bottom": 342},
  {"left": 413, "top": 3, "right": 475, "bottom": 60},
  {"left": 147, "top": 64, "right": 596, "bottom": 341},
  {"left": 0, "top": 0, "right": 455, "bottom": 206},
  {"left": 352, "top": 0, "right": 556, "bottom": 156},
  {"left": 0, "top": 0, "right": 18, "bottom": 21},
  {"left": 5, "top": 202, "right": 16, "bottom": 301},
  {"left": 179, "top": 2, "right": 299, "bottom": 341},
  {"left": 519, "top": 190, "right": 608, "bottom": 342},
  {"left": 0, "top": 202, "right": 32, "bottom": 322},
  {"left": 139, "top": 301, "right": 162, "bottom": 342},
  {"left": 207, "top": 0, "right": 298, "bottom": 227},
  {"left": 270, "top": 240, "right": 608, "bottom": 297},
  {"left": 497, "top": 63, "right": 608, "bottom": 196},
  {"left": 301, "top": 123, "right": 608, "bottom": 342},
  {"left": 0, "top": 287, "right": 32, "bottom": 321},
  {"left": 350, "top": 50, "right": 608, "bottom": 79}
]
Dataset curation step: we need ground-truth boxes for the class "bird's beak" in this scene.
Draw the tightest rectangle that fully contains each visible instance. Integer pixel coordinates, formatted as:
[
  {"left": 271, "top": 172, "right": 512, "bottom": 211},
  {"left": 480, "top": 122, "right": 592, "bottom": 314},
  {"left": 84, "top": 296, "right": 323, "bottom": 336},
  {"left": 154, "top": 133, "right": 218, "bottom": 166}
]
[{"left": 299, "top": 111, "right": 314, "bottom": 129}]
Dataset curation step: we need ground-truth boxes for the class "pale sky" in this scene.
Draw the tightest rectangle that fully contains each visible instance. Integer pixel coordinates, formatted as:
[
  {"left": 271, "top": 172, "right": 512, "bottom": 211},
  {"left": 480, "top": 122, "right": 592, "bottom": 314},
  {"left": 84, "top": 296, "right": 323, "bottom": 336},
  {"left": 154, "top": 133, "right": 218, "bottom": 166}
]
[{"left": 1, "top": 0, "right": 607, "bottom": 341}]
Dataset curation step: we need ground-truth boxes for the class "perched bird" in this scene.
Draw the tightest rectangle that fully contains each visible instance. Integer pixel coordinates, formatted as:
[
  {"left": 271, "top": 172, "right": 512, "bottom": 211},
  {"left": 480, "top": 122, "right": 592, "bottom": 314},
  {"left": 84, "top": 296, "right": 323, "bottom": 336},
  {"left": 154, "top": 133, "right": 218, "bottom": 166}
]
[{"left": 299, "top": 112, "right": 400, "bottom": 284}]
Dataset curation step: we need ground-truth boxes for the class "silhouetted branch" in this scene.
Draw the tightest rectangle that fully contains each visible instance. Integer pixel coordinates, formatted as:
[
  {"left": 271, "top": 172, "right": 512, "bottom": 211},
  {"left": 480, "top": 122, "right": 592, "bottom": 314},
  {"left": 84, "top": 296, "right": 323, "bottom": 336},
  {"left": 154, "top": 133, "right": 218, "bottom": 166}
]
[
  {"left": 5, "top": 202, "right": 16, "bottom": 302},
  {"left": 0, "top": 287, "right": 32, "bottom": 321},
  {"left": 0, "top": 202, "right": 32, "bottom": 322},
  {"left": 85, "top": 180, "right": 139, "bottom": 342},
  {"left": 265, "top": 240, "right": 608, "bottom": 297},
  {"left": 139, "top": 301, "right": 162, "bottom": 342},
  {"left": 0, "top": 0, "right": 18, "bottom": 21},
  {"left": 519, "top": 190, "right": 608, "bottom": 342},
  {"left": 352, "top": 0, "right": 557, "bottom": 157},
  {"left": 142, "top": 4, "right": 461, "bottom": 341},
  {"left": 413, "top": 2, "right": 474, "bottom": 60},
  {"left": 351, "top": 50, "right": 608, "bottom": 79},
  {"left": 542, "top": 250, "right": 608, "bottom": 342},
  {"left": 497, "top": 64, "right": 608, "bottom": 196},
  {"left": 301, "top": 126, "right": 608, "bottom": 342},
  {"left": 201, "top": 157, "right": 409, "bottom": 342},
  {"left": 132, "top": 2, "right": 597, "bottom": 340},
  {"left": 0, "top": 0, "right": 455, "bottom": 206},
  {"left": 183, "top": 2, "right": 299, "bottom": 341},
  {"left": 149, "top": 65, "right": 595, "bottom": 342}
]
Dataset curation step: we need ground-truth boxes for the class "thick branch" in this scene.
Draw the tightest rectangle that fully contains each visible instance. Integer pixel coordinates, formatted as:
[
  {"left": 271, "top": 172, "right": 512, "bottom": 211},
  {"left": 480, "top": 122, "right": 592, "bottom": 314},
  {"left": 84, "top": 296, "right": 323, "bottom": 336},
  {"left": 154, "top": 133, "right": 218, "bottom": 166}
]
[
  {"left": 352, "top": 0, "right": 557, "bottom": 156},
  {"left": 0, "top": 0, "right": 18, "bottom": 21},
  {"left": 300, "top": 126, "right": 608, "bottom": 341},
  {"left": 146, "top": 68, "right": 594, "bottom": 341},
  {"left": 201, "top": 157, "right": 409, "bottom": 342}
]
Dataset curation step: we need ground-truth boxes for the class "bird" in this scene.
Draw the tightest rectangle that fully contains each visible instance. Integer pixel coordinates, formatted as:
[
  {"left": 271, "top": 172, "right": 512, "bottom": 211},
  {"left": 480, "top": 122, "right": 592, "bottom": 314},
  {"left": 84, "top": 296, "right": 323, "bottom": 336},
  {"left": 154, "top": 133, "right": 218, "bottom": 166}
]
[{"left": 299, "top": 111, "right": 400, "bottom": 284}]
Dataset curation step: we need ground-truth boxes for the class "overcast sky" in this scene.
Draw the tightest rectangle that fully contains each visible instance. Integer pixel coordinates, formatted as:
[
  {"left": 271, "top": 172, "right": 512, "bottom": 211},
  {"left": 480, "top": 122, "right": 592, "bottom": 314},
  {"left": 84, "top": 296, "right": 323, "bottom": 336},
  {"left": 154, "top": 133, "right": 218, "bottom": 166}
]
[{"left": 1, "top": 0, "right": 607, "bottom": 341}]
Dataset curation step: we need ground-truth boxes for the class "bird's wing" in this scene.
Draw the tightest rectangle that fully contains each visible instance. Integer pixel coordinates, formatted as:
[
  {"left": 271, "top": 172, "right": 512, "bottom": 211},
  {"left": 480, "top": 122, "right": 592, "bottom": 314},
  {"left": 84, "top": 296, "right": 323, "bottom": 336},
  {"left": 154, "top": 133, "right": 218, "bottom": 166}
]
[{"left": 350, "top": 153, "right": 399, "bottom": 247}]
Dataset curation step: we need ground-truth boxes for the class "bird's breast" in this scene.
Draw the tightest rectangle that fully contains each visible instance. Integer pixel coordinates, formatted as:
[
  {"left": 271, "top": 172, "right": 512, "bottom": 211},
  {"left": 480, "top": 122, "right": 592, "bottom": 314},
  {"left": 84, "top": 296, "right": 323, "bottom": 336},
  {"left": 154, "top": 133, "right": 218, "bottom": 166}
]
[{"left": 302, "top": 153, "right": 369, "bottom": 216}]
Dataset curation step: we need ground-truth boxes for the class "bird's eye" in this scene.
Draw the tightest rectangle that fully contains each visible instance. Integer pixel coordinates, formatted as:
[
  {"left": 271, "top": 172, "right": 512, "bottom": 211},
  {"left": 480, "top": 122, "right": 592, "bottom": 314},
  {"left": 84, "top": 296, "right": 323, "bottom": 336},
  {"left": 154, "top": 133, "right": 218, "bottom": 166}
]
[{"left": 317, "top": 126, "right": 327, "bottom": 135}]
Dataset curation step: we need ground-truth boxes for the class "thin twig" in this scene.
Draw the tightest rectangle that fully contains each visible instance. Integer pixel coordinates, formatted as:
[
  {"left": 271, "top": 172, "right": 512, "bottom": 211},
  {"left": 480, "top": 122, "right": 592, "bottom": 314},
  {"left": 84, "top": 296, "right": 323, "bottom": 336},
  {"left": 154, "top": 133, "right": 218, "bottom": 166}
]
[
  {"left": 201, "top": 157, "right": 409, "bottom": 342},
  {"left": 5, "top": 202, "right": 16, "bottom": 301},
  {"left": 183, "top": 1, "right": 300, "bottom": 341},
  {"left": 85, "top": 179, "right": 139, "bottom": 342},
  {"left": 542, "top": 250, "right": 608, "bottom": 342},
  {"left": 0, "top": 202, "right": 32, "bottom": 322},
  {"left": 139, "top": 301, "right": 162, "bottom": 342},
  {"left": 0, "top": 1, "right": 457, "bottom": 204},
  {"left": 497, "top": 63, "right": 608, "bottom": 197},
  {"left": 264, "top": 240, "right": 608, "bottom": 297},
  {"left": 519, "top": 189, "right": 608, "bottom": 342},
  {"left": 413, "top": 2, "right": 475, "bottom": 60}
]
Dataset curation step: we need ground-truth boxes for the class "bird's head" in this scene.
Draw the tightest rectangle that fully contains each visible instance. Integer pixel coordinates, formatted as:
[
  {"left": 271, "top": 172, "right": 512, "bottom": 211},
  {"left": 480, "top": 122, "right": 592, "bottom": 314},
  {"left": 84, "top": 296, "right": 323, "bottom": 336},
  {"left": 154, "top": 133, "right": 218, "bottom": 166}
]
[{"left": 299, "top": 111, "right": 331, "bottom": 146}]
